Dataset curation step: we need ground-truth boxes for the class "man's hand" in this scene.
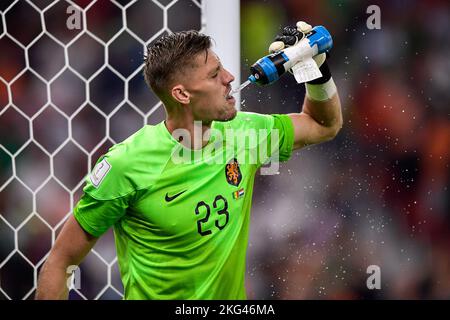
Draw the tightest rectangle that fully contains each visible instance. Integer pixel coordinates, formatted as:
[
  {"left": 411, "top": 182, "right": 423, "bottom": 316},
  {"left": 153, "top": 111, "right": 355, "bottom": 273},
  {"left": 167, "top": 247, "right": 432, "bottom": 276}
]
[{"left": 268, "top": 21, "right": 326, "bottom": 68}]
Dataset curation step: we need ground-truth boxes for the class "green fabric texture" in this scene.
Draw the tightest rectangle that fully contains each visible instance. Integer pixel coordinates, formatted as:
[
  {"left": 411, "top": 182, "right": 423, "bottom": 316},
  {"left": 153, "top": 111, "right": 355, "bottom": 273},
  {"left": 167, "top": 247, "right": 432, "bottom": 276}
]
[{"left": 73, "top": 111, "right": 294, "bottom": 299}]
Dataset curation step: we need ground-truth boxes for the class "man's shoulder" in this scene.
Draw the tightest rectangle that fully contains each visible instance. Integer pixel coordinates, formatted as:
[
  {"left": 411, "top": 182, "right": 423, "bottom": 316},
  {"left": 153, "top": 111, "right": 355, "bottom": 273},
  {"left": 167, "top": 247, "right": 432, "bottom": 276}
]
[
  {"left": 107, "top": 125, "right": 154, "bottom": 161},
  {"left": 83, "top": 123, "right": 172, "bottom": 200},
  {"left": 215, "top": 111, "right": 275, "bottom": 131}
]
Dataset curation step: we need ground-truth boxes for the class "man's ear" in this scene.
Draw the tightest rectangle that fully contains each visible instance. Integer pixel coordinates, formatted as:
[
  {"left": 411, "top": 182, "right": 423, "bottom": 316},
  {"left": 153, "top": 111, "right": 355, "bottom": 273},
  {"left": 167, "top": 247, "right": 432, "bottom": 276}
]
[{"left": 171, "top": 85, "right": 190, "bottom": 104}]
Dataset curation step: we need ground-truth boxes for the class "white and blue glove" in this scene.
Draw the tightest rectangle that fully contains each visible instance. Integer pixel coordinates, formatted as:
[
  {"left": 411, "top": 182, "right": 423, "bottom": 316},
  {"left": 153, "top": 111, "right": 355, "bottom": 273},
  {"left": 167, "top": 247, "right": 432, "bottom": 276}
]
[{"left": 269, "top": 21, "right": 336, "bottom": 101}]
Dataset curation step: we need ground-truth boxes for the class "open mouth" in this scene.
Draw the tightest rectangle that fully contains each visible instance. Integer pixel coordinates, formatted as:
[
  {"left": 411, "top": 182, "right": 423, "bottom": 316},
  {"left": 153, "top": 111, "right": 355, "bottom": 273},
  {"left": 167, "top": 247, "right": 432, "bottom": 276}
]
[{"left": 225, "top": 87, "right": 234, "bottom": 100}]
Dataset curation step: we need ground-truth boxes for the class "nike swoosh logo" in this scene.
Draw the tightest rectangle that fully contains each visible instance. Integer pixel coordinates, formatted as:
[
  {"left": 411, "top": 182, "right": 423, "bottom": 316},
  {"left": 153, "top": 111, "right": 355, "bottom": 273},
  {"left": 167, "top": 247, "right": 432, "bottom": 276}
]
[{"left": 165, "top": 190, "right": 187, "bottom": 202}]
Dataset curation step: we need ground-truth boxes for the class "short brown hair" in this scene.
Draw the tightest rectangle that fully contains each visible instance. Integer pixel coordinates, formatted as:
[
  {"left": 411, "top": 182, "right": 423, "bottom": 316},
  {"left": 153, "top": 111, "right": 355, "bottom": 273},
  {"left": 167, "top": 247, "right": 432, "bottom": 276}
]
[{"left": 143, "top": 31, "right": 212, "bottom": 95}]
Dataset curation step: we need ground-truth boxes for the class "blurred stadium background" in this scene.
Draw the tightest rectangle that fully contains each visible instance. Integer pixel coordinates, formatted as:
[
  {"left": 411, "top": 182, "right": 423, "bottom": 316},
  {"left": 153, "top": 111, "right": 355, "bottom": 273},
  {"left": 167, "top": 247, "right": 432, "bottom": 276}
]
[{"left": 0, "top": 0, "right": 449, "bottom": 299}]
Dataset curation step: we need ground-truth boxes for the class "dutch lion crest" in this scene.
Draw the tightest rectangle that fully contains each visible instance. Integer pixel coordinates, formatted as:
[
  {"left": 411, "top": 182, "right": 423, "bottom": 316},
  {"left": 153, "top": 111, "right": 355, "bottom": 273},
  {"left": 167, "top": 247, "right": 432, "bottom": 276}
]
[{"left": 225, "top": 158, "right": 242, "bottom": 187}]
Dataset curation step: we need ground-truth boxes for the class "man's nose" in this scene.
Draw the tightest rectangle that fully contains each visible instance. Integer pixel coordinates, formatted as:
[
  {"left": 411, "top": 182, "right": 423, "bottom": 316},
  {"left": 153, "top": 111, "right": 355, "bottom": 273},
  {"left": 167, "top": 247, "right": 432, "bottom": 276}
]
[{"left": 223, "top": 68, "right": 235, "bottom": 84}]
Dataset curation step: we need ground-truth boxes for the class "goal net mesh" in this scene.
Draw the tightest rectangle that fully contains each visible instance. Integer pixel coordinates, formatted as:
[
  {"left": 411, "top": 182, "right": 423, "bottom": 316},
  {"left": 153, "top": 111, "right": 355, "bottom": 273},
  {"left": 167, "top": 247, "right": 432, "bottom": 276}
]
[{"left": 0, "top": 0, "right": 203, "bottom": 300}]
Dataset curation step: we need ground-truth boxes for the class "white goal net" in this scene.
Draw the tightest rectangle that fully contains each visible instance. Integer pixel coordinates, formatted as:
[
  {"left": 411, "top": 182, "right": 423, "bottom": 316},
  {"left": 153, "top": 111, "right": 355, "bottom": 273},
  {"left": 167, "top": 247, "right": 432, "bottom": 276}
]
[{"left": 0, "top": 0, "right": 203, "bottom": 300}]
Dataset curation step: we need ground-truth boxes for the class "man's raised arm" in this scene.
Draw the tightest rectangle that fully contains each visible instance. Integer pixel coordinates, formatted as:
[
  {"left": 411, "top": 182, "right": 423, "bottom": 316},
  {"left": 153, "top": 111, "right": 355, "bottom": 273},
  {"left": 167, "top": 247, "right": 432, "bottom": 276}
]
[{"left": 269, "top": 21, "right": 343, "bottom": 149}]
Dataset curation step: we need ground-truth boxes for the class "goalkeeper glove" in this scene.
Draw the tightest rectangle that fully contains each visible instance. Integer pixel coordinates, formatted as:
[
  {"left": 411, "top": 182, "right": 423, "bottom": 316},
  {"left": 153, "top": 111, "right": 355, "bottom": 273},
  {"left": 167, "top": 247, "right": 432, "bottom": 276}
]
[{"left": 269, "top": 21, "right": 336, "bottom": 101}]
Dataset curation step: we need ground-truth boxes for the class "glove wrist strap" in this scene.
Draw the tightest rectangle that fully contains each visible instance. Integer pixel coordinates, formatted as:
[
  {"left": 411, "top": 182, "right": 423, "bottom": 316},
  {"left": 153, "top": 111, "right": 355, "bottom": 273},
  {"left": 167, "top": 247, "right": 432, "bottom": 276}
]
[{"left": 305, "top": 77, "right": 337, "bottom": 102}]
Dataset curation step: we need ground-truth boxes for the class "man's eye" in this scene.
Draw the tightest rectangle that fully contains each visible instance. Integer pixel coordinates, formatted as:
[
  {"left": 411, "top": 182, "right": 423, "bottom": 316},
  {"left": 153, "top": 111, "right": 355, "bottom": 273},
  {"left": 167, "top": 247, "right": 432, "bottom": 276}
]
[{"left": 212, "top": 73, "right": 218, "bottom": 78}]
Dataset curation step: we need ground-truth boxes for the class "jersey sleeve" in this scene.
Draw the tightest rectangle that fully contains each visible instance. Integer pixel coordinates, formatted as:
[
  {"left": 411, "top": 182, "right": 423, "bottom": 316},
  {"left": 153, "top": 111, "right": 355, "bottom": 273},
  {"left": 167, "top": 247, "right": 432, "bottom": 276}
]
[
  {"left": 73, "top": 192, "right": 129, "bottom": 237},
  {"left": 228, "top": 112, "right": 294, "bottom": 167},
  {"left": 267, "top": 114, "right": 295, "bottom": 163},
  {"left": 73, "top": 144, "right": 136, "bottom": 237}
]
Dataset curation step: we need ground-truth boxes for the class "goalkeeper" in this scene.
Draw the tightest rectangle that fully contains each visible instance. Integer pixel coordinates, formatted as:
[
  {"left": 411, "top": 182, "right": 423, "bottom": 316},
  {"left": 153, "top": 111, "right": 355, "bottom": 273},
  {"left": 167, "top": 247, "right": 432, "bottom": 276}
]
[{"left": 36, "top": 21, "right": 342, "bottom": 299}]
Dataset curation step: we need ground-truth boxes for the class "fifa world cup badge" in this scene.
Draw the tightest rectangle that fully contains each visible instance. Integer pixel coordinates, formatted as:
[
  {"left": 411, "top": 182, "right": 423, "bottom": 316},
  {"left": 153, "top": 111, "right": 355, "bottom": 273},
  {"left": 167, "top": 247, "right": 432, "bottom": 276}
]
[{"left": 90, "top": 158, "right": 112, "bottom": 188}]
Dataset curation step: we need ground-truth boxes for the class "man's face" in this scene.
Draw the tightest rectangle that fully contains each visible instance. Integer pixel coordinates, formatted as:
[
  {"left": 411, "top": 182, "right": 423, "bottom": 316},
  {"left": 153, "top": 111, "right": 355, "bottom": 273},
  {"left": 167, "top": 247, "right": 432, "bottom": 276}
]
[{"left": 179, "top": 49, "right": 237, "bottom": 122}]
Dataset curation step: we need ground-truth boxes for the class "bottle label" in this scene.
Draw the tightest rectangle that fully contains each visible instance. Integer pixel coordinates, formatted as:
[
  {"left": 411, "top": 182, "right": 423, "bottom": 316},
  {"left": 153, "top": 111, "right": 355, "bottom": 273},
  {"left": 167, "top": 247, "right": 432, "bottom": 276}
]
[{"left": 291, "top": 57, "right": 322, "bottom": 83}]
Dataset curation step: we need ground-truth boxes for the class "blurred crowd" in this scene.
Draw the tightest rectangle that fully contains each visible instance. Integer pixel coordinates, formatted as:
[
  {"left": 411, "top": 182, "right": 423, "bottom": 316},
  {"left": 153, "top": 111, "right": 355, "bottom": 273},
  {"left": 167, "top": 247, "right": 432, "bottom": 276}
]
[
  {"left": 0, "top": 0, "right": 449, "bottom": 299},
  {"left": 243, "top": 0, "right": 449, "bottom": 299}
]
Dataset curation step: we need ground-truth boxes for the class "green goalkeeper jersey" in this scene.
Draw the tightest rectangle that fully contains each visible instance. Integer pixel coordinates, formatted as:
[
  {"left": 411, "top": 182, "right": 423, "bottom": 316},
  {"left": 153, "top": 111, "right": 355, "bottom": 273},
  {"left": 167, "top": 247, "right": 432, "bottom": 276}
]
[{"left": 73, "top": 111, "right": 294, "bottom": 300}]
